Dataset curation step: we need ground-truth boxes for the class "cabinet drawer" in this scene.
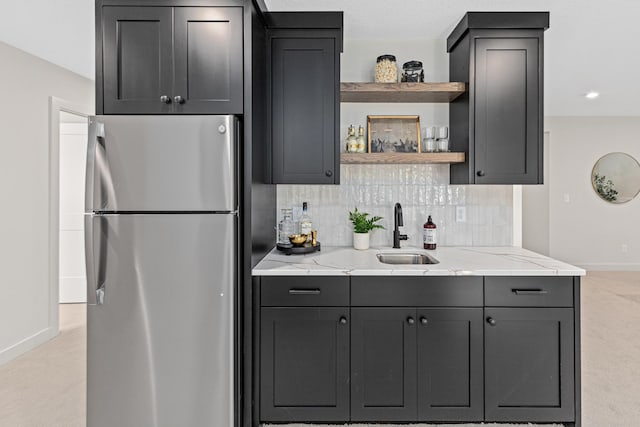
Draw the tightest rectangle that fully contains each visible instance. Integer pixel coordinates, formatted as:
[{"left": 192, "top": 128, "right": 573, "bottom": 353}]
[
  {"left": 484, "top": 277, "right": 574, "bottom": 307},
  {"left": 261, "top": 276, "right": 349, "bottom": 306},
  {"left": 351, "top": 276, "right": 483, "bottom": 307}
]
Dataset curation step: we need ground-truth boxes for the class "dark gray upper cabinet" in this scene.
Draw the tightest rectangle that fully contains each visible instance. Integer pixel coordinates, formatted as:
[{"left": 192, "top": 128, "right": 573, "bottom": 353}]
[
  {"left": 351, "top": 308, "right": 417, "bottom": 422},
  {"left": 102, "top": 7, "right": 173, "bottom": 114},
  {"left": 173, "top": 7, "right": 243, "bottom": 113},
  {"left": 267, "top": 12, "right": 343, "bottom": 184},
  {"left": 417, "top": 308, "right": 484, "bottom": 422},
  {"left": 260, "top": 307, "right": 349, "bottom": 422},
  {"left": 484, "top": 307, "right": 575, "bottom": 422},
  {"left": 447, "top": 12, "right": 549, "bottom": 184},
  {"left": 98, "top": 5, "right": 243, "bottom": 114}
]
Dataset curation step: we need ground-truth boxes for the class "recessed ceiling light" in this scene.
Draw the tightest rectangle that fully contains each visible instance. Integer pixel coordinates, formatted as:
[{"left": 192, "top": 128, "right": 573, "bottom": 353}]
[{"left": 585, "top": 91, "right": 600, "bottom": 99}]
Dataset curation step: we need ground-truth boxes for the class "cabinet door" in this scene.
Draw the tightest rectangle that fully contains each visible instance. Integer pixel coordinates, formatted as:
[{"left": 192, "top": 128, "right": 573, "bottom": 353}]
[
  {"left": 417, "top": 308, "right": 483, "bottom": 421},
  {"left": 102, "top": 7, "right": 173, "bottom": 114},
  {"left": 271, "top": 37, "right": 338, "bottom": 184},
  {"left": 485, "top": 308, "right": 575, "bottom": 422},
  {"left": 260, "top": 307, "right": 349, "bottom": 422},
  {"left": 474, "top": 38, "right": 541, "bottom": 184},
  {"left": 174, "top": 7, "right": 243, "bottom": 114},
  {"left": 351, "top": 308, "right": 417, "bottom": 421}
]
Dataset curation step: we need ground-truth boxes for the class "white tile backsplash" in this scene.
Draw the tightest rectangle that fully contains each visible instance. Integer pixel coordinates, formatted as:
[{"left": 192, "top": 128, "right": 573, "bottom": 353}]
[{"left": 277, "top": 164, "right": 513, "bottom": 247}]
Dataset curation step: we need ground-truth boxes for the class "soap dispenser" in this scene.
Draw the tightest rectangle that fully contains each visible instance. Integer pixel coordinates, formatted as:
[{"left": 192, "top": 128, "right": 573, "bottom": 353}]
[{"left": 423, "top": 215, "right": 437, "bottom": 250}]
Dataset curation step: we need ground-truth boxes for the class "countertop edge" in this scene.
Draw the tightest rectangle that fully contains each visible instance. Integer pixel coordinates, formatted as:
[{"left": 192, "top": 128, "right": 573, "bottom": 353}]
[{"left": 251, "top": 246, "right": 587, "bottom": 277}]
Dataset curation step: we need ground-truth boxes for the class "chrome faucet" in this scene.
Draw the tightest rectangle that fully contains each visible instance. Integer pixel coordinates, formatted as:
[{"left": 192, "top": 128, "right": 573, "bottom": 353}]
[{"left": 393, "top": 202, "right": 408, "bottom": 249}]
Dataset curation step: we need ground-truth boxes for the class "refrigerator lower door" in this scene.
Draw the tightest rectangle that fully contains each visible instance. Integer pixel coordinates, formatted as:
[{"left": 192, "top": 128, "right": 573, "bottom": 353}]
[
  {"left": 86, "top": 115, "right": 237, "bottom": 213},
  {"left": 86, "top": 213, "right": 235, "bottom": 427}
]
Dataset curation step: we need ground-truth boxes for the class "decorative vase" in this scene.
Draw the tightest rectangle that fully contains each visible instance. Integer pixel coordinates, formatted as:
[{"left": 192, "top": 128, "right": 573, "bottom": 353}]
[{"left": 353, "top": 232, "right": 370, "bottom": 250}]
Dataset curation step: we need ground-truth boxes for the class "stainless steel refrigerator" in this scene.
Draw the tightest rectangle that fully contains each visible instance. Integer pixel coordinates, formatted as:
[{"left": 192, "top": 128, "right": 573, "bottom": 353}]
[{"left": 85, "top": 115, "right": 237, "bottom": 427}]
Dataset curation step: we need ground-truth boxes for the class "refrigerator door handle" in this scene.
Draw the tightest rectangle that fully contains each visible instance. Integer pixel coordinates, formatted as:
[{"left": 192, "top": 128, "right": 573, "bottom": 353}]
[
  {"left": 85, "top": 215, "right": 97, "bottom": 305},
  {"left": 85, "top": 119, "right": 104, "bottom": 212},
  {"left": 85, "top": 215, "right": 106, "bottom": 306}
]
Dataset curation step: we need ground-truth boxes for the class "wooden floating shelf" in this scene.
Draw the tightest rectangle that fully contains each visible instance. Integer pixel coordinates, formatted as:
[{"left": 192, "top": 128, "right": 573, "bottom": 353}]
[
  {"left": 340, "top": 82, "right": 466, "bottom": 103},
  {"left": 341, "top": 152, "right": 465, "bottom": 165}
]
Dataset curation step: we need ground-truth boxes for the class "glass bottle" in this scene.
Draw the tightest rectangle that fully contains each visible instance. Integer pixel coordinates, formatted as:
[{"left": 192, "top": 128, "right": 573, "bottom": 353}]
[
  {"left": 300, "top": 202, "right": 313, "bottom": 242},
  {"left": 356, "top": 126, "right": 367, "bottom": 153},
  {"left": 278, "top": 208, "right": 294, "bottom": 244},
  {"left": 346, "top": 125, "right": 358, "bottom": 153},
  {"left": 423, "top": 215, "right": 437, "bottom": 250}
]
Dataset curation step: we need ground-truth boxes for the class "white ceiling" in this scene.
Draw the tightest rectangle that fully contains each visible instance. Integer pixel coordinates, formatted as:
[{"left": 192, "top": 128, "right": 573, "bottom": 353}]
[
  {"left": 0, "top": 0, "right": 94, "bottom": 79},
  {"left": 2, "top": 0, "right": 639, "bottom": 116}
]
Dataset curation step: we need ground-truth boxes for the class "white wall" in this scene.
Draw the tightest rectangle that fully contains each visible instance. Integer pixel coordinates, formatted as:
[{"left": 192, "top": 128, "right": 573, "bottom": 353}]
[
  {"left": 523, "top": 117, "right": 640, "bottom": 270},
  {"left": 522, "top": 133, "right": 551, "bottom": 255},
  {"left": 0, "top": 41, "right": 93, "bottom": 365}
]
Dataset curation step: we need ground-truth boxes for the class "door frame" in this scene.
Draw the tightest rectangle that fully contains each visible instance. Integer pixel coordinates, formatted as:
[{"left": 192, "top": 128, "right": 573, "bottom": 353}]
[{"left": 48, "top": 96, "right": 91, "bottom": 332}]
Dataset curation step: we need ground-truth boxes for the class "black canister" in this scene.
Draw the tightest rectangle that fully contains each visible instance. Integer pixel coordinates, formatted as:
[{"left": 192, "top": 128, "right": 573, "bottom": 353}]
[{"left": 401, "top": 60, "right": 424, "bottom": 82}]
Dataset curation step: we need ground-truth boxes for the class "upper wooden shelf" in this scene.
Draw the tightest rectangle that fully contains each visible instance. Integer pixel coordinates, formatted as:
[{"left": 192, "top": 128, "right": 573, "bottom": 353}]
[
  {"left": 340, "top": 82, "right": 466, "bottom": 103},
  {"left": 341, "top": 152, "right": 465, "bottom": 165}
]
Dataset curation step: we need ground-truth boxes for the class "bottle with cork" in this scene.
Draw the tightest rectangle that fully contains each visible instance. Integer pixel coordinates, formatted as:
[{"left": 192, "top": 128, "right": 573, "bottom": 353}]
[{"left": 423, "top": 215, "right": 437, "bottom": 250}]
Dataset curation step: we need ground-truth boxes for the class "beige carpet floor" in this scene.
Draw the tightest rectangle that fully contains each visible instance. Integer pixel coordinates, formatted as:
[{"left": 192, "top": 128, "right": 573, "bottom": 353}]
[
  {"left": 0, "top": 304, "right": 85, "bottom": 427},
  {"left": 1, "top": 272, "right": 639, "bottom": 427}
]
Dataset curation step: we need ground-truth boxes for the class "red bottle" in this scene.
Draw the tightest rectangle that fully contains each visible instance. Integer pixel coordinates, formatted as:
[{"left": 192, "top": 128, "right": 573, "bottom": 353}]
[{"left": 423, "top": 215, "right": 437, "bottom": 250}]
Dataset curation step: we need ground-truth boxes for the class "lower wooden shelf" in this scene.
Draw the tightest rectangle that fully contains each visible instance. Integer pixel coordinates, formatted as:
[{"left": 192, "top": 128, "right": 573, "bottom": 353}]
[{"left": 340, "top": 152, "right": 465, "bottom": 164}]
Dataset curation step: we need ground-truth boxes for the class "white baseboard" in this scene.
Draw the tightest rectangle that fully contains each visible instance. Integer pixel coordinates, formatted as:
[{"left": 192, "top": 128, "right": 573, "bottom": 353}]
[
  {"left": 0, "top": 327, "right": 59, "bottom": 366},
  {"left": 578, "top": 263, "right": 640, "bottom": 271}
]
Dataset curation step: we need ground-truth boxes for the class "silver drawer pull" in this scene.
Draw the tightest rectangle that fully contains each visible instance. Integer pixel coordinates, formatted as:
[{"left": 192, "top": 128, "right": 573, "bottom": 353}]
[
  {"left": 512, "top": 289, "right": 548, "bottom": 295},
  {"left": 289, "top": 289, "right": 321, "bottom": 295}
]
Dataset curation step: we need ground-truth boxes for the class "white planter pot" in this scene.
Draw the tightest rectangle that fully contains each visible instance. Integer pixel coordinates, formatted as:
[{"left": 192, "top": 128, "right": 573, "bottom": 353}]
[{"left": 353, "top": 232, "right": 370, "bottom": 250}]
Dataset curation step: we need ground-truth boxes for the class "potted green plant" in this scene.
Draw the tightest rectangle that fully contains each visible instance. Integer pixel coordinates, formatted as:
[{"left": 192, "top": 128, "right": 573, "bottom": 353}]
[{"left": 348, "top": 208, "right": 384, "bottom": 250}]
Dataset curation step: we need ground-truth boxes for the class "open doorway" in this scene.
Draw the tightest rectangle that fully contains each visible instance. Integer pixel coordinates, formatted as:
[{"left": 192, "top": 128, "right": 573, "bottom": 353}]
[
  {"left": 48, "top": 97, "right": 91, "bottom": 335},
  {"left": 58, "top": 111, "right": 89, "bottom": 303}
]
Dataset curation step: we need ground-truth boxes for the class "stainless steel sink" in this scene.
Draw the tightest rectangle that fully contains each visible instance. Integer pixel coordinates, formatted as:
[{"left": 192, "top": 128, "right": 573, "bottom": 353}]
[{"left": 376, "top": 252, "right": 439, "bottom": 265}]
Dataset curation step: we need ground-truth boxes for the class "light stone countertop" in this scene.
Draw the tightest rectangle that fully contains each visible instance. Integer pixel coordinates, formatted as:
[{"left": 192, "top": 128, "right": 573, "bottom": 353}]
[{"left": 252, "top": 246, "right": 586, "bottom": 277}]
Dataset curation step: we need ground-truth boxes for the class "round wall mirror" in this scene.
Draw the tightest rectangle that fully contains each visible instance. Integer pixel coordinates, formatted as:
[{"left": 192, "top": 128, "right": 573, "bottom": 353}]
[{"left": 591, "top": 152, "right": 640, "bottom": 204}]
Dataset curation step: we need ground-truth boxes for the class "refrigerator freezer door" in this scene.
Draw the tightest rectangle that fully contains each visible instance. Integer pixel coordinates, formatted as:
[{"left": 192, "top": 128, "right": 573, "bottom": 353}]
[
  {"left": 86, "top": 213, "right": 235, "bottom": 427},
  {"left": 86, "top": 115, "right": 237, "bottom": 213}
]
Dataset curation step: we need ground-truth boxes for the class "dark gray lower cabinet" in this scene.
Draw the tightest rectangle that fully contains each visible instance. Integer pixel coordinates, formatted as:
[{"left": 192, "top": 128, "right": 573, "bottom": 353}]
[
  {"left": 417, "top": 308, "right": 484, "bottom": 421},
  {"left": 351, "top": 308, "right": 417, "bottom": 422},
  {"left": 260, "top": 307, "right": 349, "bottom": 422},
  {"left": 484, "top": 307, "right": 575, "bottom": 422},
  {"left": 257, "top": 276, "right": 579, "bottom": 426}
]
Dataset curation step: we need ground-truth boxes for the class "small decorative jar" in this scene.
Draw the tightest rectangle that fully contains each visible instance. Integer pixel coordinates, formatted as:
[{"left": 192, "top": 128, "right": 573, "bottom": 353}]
[
  {"left": 401, "top": 60, "right": 424, "bottom": 82},
  {"left": 375, "top": 55, "right": 398, "bottom": 83}
]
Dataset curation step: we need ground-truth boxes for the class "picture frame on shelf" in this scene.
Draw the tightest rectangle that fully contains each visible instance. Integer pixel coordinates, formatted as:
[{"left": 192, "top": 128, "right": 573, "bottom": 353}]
[{"left": 367, "top": 115, "right": 421, "bottom": 153}]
